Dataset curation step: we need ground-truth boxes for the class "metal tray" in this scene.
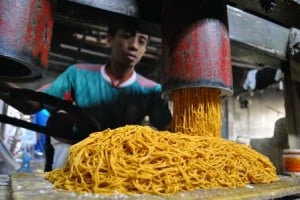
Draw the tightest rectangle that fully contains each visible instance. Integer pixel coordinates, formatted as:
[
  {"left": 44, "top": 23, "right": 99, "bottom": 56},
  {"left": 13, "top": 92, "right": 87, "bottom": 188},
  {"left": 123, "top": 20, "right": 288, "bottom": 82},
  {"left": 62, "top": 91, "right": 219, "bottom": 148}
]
[{"left": 4, "top": 173, "right": 300, "bottom": 200}]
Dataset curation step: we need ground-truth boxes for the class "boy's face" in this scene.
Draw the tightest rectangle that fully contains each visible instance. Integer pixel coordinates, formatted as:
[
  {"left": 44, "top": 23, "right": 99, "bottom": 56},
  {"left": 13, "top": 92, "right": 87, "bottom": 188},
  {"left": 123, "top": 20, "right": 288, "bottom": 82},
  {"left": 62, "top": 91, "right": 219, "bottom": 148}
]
[{"left": 108, "top": 28, "right": 149, "bottom": 68}]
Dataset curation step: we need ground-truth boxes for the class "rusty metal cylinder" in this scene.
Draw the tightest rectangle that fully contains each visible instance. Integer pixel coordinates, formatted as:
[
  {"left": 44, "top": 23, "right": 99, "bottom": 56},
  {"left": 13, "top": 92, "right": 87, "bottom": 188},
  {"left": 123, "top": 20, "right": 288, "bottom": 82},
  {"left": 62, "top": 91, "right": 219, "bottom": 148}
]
[
  {"left": 0, "top": 0, "right": 54, "bottom": 81},
  {"left": 161, "top": 0, "right": 233, "bottom": 99}
]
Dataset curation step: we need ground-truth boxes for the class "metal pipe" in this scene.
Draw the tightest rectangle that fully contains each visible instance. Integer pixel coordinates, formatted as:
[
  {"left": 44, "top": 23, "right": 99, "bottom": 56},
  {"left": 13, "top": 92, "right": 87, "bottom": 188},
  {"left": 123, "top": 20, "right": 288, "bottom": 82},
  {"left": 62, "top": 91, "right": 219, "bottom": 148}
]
[
  {"left": 0, "top": 0, "right": 54, "bottom": 82},
  {"left": 161, "top": 0, "right": 233, "bottom": 99}
]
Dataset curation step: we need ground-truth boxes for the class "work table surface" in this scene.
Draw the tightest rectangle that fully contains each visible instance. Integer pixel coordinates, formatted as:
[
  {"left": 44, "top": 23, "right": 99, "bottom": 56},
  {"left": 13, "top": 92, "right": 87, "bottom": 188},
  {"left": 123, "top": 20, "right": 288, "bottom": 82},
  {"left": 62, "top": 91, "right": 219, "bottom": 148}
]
[{"left": 1, "top": 173, "right": 300, "bottom": 200}]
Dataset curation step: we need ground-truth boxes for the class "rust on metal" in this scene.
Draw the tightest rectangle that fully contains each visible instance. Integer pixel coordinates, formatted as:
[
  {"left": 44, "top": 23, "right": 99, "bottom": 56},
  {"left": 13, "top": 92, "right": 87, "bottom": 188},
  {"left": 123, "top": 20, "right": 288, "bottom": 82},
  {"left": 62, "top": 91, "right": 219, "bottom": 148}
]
[
  {"left": 161, "top": 0, "right": 233, "bottom": 98},
  {"left": 0, "top": 0, "right": 54, "bottom": 81}
]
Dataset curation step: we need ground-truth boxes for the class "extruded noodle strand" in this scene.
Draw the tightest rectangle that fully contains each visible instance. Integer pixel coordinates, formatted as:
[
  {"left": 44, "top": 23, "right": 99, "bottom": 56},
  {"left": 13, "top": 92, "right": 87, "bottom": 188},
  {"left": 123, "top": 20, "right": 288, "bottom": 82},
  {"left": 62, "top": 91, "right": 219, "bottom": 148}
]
[
  {"left": 172, "top": 87, "right": 222, "bottom": 137},
  {"left": 45, "top": 125, "right": 278, "bottom": 195}
]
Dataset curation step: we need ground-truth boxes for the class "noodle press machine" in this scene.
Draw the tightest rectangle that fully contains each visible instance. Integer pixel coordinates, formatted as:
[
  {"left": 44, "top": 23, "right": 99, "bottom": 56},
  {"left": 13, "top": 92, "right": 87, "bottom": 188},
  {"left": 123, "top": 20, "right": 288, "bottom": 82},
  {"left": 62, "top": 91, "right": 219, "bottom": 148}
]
[{"left": 0, "top": 0, "right": 300, "bottom": 199}]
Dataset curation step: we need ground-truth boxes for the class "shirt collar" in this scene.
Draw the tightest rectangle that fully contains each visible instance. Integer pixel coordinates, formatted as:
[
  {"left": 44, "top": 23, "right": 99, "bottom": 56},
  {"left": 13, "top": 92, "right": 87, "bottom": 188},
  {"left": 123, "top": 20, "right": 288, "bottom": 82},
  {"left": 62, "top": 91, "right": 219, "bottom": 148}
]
[{"left": 101, "top": 64, "right": 136, "bottom": 87}]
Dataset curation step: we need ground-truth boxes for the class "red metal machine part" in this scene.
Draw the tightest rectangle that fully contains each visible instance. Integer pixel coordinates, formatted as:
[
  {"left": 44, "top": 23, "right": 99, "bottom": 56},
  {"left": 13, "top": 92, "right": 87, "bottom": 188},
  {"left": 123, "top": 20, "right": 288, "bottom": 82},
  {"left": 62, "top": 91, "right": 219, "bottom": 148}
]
[
  {"left": 0, "top": 0, "right": 101, "bottom": 171},
  {"left": 0, "top": 0, "right": 54, "bottom": 81},
  {"left": 161, "top": 0, "right": 233, "bottom": 99}
]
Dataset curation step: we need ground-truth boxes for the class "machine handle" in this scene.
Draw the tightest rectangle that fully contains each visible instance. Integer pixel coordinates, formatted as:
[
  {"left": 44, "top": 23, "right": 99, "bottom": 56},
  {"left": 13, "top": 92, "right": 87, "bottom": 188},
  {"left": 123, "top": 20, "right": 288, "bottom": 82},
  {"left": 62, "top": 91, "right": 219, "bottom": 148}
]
[{"left": 0, "top": 88, "right": 101, "bottom": 141}]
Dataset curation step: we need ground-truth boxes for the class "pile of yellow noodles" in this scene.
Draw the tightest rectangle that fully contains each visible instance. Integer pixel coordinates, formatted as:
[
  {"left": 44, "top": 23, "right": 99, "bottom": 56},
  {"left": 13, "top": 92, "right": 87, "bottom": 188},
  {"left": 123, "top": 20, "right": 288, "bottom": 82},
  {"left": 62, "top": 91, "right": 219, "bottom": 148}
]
[{"left": 45, "top": 125, "right": 278, "bottom": 195}]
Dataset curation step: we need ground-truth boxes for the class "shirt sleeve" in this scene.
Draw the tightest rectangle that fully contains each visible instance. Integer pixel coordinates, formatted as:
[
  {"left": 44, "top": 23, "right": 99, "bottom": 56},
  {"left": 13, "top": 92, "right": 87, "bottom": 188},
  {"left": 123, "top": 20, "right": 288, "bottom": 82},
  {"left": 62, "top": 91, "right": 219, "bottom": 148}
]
[
  {"left": 42, "top": 65, "right": 76, "bottom": 102},
  {"left": 148, "top": 88, "right": 172, "bottom": 130}
]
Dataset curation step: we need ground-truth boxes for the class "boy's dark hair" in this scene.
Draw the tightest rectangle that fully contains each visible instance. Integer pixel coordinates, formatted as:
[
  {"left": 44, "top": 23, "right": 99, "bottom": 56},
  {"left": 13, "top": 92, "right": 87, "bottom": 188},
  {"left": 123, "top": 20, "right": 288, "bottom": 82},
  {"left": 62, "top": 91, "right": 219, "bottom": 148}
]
[{"left": 107, "top": 19, "right": 146, "bottom": 37}]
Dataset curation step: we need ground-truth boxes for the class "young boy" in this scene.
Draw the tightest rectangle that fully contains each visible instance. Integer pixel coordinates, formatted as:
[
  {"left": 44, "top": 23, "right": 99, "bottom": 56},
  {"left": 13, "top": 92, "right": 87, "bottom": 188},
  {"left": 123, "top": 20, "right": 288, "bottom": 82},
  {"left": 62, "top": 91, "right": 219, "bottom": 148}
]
[{"left": 0, "top": 21, "right": 172, "bottom": 170}]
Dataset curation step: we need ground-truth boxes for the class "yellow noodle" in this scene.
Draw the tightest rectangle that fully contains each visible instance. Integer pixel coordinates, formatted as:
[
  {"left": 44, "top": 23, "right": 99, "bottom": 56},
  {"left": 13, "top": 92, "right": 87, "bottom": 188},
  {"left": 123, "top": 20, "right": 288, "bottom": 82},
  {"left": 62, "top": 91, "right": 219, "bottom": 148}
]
[
  {"left": 172, "top": 87, "right": 222, "bottom": 137},
  {"left": 45, "top": 125, "right": 278, "bottom": 196}
]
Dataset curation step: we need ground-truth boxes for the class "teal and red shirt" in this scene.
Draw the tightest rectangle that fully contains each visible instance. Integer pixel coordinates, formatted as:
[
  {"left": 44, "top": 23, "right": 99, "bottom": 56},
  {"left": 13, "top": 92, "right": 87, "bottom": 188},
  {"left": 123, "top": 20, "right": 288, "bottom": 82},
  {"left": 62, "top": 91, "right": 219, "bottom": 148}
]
[{"left": 40, "top": 64, "right": 171, "bottom": 132}]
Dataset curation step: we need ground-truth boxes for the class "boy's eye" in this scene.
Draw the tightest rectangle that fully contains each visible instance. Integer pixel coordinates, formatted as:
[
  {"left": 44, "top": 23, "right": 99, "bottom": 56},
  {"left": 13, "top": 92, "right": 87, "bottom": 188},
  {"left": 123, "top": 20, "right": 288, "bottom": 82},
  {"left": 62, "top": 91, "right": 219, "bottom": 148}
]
[
  {"left": 122, "top": 32, "right": 132, "bottom": 39},
  {"left": 139, "top": 38, "right": 147, "bottom": 46},
  {"left": 121, "top": 31, "right": 148, "bottom": 46}
]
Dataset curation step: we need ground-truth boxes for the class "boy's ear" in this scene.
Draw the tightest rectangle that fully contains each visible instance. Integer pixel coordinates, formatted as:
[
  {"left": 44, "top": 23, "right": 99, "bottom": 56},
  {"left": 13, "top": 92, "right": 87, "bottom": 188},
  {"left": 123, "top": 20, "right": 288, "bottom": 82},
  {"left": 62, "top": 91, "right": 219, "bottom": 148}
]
[{"left": 105, "top": 35, "right": 112, "bottom": 48}]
